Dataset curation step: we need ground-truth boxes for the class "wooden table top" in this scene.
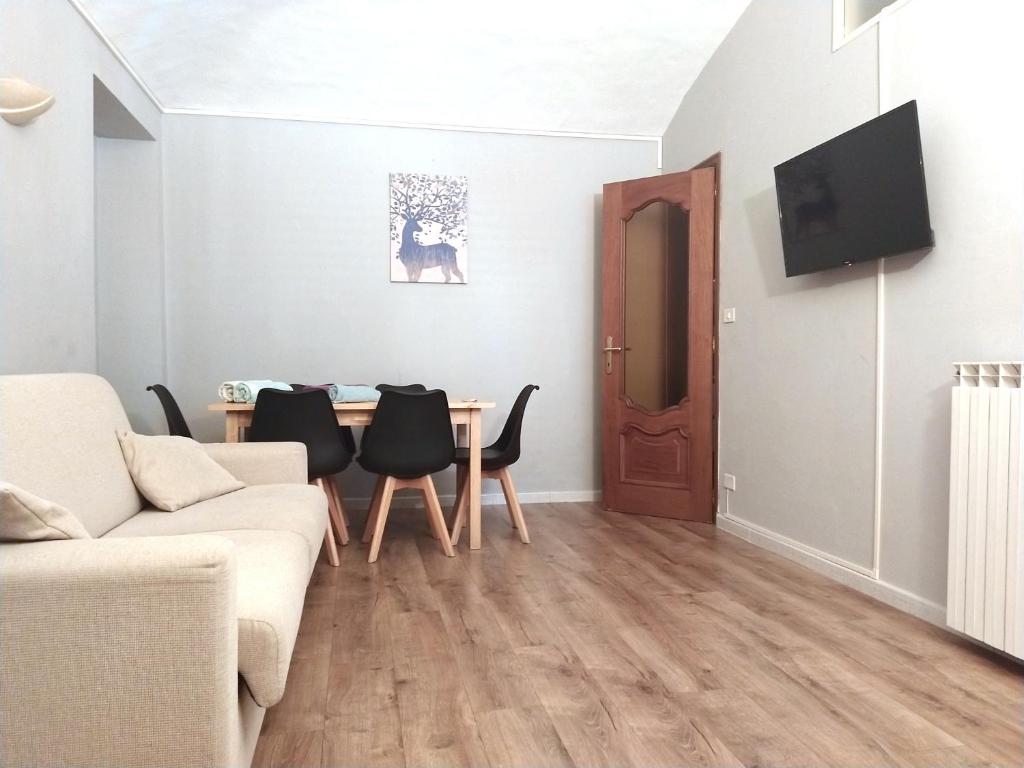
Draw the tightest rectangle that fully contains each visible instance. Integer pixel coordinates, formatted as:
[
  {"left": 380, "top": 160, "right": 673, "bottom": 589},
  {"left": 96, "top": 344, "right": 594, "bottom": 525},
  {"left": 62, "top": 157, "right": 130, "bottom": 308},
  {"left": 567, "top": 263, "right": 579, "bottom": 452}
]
[{"left": 209, "top": 399, "right": 495, "bottom": 412}]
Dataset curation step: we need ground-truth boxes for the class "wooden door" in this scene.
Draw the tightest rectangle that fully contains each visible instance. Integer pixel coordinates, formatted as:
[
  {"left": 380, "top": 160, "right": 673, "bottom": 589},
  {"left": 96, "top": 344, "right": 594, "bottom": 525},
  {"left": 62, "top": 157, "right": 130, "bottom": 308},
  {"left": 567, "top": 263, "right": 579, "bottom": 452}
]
[{"left": 601, "top": 168, "right": 716, "bottom": 521}]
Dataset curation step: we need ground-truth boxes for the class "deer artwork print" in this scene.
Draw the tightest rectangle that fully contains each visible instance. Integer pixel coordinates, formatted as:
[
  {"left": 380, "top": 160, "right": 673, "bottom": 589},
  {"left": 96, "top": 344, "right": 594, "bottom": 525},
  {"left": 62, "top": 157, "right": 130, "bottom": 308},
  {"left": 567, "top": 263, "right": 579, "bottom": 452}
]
[{"left": 389, "top": 173, "right": 468, "bottom": 283}]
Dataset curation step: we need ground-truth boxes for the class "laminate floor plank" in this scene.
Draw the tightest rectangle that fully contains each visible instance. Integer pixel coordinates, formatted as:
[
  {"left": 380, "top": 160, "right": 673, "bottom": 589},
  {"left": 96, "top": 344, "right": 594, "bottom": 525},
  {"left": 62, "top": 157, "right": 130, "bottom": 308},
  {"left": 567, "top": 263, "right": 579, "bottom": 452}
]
[
  {"left": 252, "top": 730, "right": 324, "bottom": 768},
  {"left": 475, "top": 705, "right": 576, "bottom": 768},
  {"left": 252, "top": 503, "right": 1023, "bottom": 768}
]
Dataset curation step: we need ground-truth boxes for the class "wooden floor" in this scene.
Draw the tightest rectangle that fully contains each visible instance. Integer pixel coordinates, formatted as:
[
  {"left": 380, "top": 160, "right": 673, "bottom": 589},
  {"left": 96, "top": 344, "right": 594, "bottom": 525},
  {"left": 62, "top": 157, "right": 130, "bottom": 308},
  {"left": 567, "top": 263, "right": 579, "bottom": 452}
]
[{"left": 254, "top": 502, "right": 1024, "bottom": 768}]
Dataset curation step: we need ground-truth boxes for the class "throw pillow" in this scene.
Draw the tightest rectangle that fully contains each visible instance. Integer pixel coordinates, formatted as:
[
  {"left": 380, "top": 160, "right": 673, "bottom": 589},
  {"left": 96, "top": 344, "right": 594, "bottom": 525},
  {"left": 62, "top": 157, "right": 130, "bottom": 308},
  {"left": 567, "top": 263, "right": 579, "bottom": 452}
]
[
  {"left": 0, "top": 482, "right": 91, "bottom": 541},
  {"left": 117, "top": 431, "right": 245, "bottom": 512}
]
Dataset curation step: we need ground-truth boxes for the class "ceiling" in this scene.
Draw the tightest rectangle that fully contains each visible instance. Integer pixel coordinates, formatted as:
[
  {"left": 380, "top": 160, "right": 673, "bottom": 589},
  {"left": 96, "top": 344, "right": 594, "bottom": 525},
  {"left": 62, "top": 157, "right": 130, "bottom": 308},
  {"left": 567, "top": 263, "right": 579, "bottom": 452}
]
[{"left": 77, "top": 0, "right": 750, "bottom": 137}]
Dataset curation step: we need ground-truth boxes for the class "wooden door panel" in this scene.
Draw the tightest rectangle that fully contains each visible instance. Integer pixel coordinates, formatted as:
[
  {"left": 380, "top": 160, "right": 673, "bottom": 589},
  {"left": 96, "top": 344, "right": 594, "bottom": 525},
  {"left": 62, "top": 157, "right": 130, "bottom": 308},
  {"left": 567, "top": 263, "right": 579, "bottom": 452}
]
[
  {"left": 620, "top": 425, "right": 690, "bottom": 488},
  {"left": 601, "top": 168, "right": 716, "bottom": 522}
]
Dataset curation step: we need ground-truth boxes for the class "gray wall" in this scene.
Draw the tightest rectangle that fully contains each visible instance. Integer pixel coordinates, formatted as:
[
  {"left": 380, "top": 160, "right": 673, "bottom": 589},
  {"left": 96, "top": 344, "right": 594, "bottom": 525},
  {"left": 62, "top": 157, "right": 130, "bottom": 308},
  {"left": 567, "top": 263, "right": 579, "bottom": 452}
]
[
  {"left": 662, "top": 0, "right": 1024, "bottom": 606},
  {"left": 95, "top": 137, "right": 165, "bottom": 433},
  {"left": 162, "top": 115, "right": 657, "bottom": 499},
  {"left": 663, "top": 0, "right": 881, "bottom": 569},
  {"left": 0, "top": 0, "right": 161, "bottom": 374}
]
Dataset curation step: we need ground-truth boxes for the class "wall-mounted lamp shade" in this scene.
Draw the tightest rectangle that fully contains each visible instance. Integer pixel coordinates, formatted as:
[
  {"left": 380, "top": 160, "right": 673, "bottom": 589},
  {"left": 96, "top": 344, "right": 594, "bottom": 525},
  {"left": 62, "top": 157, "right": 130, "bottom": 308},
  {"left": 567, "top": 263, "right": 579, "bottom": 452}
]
[{"left": 0, "top": 78, "right": 55, "bottom": 125}]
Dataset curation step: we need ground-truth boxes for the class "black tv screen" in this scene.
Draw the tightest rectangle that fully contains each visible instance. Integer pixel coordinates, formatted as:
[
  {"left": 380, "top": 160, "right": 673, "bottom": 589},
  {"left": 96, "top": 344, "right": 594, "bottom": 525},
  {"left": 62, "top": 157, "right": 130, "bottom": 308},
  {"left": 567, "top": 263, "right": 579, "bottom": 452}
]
[{"left": 774, "top": 100, "right": 933, "bottom": 277}]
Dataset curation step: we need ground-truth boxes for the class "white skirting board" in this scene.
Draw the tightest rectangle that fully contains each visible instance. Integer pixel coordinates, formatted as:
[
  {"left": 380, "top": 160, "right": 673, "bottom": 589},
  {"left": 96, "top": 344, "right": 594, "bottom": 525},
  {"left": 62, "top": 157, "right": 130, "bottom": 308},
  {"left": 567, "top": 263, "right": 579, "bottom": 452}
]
[
  {"left": 717, "top": 513, "right": 946, "bottom": 626},
  {"left": 341, "top": 489, "right": 600, "bottom": 512}
]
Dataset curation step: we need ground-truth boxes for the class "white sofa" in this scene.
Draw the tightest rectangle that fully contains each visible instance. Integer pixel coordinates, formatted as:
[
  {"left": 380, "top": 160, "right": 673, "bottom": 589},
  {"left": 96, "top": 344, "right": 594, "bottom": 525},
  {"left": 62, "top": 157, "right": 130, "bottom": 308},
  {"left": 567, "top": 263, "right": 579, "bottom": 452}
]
[{"left": 0, "top": 374, "right": 328, "bottom": 767}]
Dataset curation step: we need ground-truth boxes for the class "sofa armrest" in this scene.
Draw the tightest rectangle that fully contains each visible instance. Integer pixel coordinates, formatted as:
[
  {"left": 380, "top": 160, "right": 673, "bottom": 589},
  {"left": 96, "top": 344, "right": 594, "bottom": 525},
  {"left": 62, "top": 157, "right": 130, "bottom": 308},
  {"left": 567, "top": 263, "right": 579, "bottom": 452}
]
[
  {"left": 202, "top": 441, "right": 308, "bottom": 485},
  {"left": 0, "top": 536, "right": 239, "bottom": 768}
]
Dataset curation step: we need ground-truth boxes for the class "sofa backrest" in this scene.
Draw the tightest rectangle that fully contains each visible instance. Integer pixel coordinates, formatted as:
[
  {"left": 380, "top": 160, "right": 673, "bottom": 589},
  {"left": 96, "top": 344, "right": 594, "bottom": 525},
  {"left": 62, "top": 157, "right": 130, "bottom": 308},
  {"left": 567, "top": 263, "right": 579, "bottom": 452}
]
[{"left": 0, "top": 374, "right": 142, "bottom": 536}]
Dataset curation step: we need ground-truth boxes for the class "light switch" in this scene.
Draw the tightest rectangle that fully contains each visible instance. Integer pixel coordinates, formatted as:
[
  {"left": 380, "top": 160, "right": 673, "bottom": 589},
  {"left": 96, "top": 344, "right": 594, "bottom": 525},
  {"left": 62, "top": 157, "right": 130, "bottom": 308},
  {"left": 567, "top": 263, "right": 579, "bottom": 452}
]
[
  {"left": 723, "top": 473, "right": 737, "bottom": 491},
  {"left": 723, "top": 307, "right": 737, "bottom": 324}
]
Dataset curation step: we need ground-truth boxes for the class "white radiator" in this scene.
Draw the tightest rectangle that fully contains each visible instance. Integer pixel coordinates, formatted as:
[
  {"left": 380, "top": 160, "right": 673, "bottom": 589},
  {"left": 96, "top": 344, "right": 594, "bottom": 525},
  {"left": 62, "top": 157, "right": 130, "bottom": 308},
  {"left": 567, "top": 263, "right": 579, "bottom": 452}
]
[{"left": 948, "top": 362, "right": 1024, "bottom": 659}]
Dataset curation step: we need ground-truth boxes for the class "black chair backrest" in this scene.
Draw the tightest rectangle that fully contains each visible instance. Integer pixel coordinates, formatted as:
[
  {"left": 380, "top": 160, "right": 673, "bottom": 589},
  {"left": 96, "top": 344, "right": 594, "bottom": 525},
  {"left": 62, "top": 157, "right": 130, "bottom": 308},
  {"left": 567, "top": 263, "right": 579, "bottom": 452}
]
[
  {"left": 360, "top": 389, "right": 454, "bottom": 478},
  {"left": 249, "top": 388, "right": 351, "bottom": 479},
  {"left": 491, "top": 385, "right": 539, "bottom": 467},
  {"left": 147, "top": 384, "right": 192, "bottom": 439},
  {"left": 375, "top": 383, "right": 427, "bottom": 394}
]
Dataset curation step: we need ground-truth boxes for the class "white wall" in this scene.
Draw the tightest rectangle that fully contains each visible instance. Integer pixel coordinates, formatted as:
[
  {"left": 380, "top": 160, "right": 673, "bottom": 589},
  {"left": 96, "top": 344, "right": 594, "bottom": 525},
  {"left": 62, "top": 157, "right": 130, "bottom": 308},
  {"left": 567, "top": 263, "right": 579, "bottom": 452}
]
[
  {"left": 663, "top": 0, "right": 1024, "bottom": 611},
  {"left": 0, "top": 0, "right": 161, "bottom": 375},
  {"left": 162, "top": 115, "right": 657, "bottom": 500},
  {"left": 878, "top": 0, "right": 1024, "bottom": 603}
]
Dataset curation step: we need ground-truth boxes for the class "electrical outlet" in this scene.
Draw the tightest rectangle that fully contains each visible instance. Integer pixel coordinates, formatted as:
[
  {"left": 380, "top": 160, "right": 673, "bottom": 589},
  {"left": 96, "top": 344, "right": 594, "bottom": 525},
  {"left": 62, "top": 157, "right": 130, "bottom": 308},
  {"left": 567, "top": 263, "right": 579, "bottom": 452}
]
[
  {"left": 723, "top": 307, "right": 737, "bottom": 324},
  {"left": 722, "top": 473, "right": 737, "bottom": 491}
]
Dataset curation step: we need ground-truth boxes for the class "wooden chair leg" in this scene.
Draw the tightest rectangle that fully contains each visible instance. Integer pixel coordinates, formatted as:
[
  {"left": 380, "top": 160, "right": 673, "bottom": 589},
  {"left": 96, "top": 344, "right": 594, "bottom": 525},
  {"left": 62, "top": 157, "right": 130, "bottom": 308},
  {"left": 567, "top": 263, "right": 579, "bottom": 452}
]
[
  {"left": 450, "top": 472, "right": 469, "bottom": 546},
  {"left": 423, "top": 485, "right": 443, "bottom": 542},
  {"left": 311, "top": 480, "right": 340, "bottom": 564},
  {"left": 498, "top": 467, "right": 530, "bottom": 544},
  {"left": 454, "top": 464, "right": 466, "bottom": 527},
  {"left": 327, "top": 475, "right": 352, "bottom": 528},
  {"left": 362, "top": 475, "right": 385, "bottom": 543},
  {"left": 323, "top": 527, "right": 340, "bottom": 566},
  {"left": 316, "top": 477, "right": 349, "bottom": 546},
  {"left": 328, "top": 477, "right": 350, "bottom": 528},
  {"left": 422, "top": 476, "right": 455, "bottom": 557},
  {"left": 368, "top": 476, "right": 396, "bottom": 563}
]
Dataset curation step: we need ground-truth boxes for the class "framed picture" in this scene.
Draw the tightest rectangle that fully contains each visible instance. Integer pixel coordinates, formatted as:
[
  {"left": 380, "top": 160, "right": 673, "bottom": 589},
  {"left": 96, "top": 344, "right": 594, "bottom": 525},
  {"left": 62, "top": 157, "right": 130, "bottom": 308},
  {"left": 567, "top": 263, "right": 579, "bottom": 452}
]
[{"left": 389, "top": 172, "right": 468, "bottom": 283}]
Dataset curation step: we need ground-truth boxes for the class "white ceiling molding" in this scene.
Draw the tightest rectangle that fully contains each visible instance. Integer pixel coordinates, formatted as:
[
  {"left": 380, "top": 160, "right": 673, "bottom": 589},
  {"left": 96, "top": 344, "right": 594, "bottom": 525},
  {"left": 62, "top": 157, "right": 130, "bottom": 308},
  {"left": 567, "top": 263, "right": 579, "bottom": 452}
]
[
  {"left": 73, "top": 0, "right": 751, "bottom": 138},
  {"left": 67, "top": 0, "right": 162, "bottom": 109}
]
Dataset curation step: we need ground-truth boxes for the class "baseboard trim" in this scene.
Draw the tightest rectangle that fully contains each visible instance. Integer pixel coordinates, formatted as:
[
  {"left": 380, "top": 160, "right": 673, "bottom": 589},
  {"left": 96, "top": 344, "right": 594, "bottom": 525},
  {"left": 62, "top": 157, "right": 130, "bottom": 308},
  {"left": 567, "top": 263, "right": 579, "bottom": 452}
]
[
  {"left": 717, "top": 513, "right": 946, "bottom": 626},
  {"left": 718, "top": 513, "right": 875, "bottom": 577},
  {"left": 342, "top": 489, "right": 600, "bottom": 512}
]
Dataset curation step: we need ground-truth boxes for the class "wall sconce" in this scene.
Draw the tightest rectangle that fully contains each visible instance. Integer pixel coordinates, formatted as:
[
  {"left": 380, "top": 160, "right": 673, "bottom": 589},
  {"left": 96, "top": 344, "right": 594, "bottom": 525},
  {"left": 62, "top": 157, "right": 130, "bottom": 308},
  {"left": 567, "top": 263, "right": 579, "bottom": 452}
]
[{"left": 0, "top": 78, "right": 55, "bottom": 126}]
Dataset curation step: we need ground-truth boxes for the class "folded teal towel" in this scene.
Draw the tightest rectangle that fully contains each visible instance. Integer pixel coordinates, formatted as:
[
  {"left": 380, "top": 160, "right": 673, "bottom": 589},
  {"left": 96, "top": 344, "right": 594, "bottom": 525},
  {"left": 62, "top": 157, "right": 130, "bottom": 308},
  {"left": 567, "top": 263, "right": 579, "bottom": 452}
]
[
  {"left": 232, "top": 380, "right": 290, "bottom": 403},
  {"left": 333, "top": 385, "right": 381, "bottom": 403}
]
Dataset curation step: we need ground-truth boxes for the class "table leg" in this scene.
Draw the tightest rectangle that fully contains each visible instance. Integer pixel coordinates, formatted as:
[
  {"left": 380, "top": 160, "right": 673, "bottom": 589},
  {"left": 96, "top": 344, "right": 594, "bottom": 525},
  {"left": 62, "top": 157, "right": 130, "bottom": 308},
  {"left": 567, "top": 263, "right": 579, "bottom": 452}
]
[
  {"left": 225, "top": 413, "right": 240, "bottom": 443},
  {"left": 469, "top": 409, "right": 482, "bottom": 550}
]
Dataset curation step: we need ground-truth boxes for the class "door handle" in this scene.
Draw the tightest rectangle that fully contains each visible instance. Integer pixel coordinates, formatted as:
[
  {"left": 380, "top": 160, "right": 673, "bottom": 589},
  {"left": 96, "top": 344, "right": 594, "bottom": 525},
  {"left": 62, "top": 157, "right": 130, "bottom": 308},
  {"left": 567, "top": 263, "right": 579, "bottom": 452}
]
[{"left": 603, "top": 336, "right": 622, "bottom": 374}]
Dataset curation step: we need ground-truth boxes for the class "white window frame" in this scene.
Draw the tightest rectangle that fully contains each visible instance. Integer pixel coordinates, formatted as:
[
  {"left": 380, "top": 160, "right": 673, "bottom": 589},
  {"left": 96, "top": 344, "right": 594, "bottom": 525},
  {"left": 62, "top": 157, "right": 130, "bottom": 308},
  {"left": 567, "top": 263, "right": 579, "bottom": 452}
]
[{"left": 832, "top": 0, "right": 915, "bottom": 51}]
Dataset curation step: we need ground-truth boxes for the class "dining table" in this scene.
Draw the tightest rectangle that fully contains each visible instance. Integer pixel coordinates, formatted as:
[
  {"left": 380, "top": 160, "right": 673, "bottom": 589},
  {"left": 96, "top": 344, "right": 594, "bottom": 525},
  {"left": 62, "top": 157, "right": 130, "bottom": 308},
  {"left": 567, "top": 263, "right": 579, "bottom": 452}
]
[{"left": 208, "top": 398, "right": 495, "bottom": 550}]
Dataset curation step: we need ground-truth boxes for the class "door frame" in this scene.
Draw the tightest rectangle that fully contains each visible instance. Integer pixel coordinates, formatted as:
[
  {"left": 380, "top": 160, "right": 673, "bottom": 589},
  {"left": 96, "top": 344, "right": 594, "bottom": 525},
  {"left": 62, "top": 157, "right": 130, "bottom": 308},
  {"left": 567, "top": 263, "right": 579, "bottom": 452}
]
[{"left": 692, "top": 152, "right": 722, "bottom": 521}]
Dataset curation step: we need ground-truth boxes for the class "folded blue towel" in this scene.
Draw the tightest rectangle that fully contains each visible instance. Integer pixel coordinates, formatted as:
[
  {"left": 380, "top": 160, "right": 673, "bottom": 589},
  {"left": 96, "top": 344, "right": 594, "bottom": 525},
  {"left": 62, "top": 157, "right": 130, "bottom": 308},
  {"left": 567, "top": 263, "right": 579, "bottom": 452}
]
[
  {"left": 218, "top": 381, "right": 240, "bottom": 402},
  {"left": 231, "top": 380, "right": 290, "bottom": 403},
  {"left": 333, "top": 385, "right": 381, "bottom": 403},
  {"left": 297, "top": 383, "right": 340, "bottom": 401}
]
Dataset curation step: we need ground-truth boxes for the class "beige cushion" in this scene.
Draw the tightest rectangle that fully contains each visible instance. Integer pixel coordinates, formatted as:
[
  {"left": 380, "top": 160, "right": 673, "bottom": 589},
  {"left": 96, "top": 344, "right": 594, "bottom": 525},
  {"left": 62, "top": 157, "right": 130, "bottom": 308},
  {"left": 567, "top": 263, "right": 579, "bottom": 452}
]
[
  {"left": 0, "top": 482, "right": 91, "bottom": 541},
  {"left": 213, "top": 530, "right": 310, "bottom": 707},
  {"left": 103, "top": 484, "right": 328, "bottom": 572},
  {"left": 118, "top": 432, "right": 245, "bottom": 512},
  {"left": 201, "top": 442, "right": 309, "bottom": 486},
  {"left": 0, "top": 534, "right": 240, "bottom": 767},
  {"left": 0, "top": 374, "right": 142, "bottom": 536}
]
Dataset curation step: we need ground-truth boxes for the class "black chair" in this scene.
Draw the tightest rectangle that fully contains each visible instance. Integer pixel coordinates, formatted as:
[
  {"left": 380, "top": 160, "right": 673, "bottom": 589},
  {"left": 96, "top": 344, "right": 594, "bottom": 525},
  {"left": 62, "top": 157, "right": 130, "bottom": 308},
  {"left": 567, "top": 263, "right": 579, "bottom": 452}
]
[
  {"left": 290, "top": 384, "right": 357, "bottom": 455},
  {"left": 360, "top": 383, "right": 428, "bottom": 449},
  {"left": 358, "top": 389, "right": 455, "bottom": 563},
  {"left": 249, "top": 388, "right": 352, "bottom": 564},
  {"left": 451, "top": 385, "right": 539, "bottom": 546},
  {"left": 146, "top": 384, "right": 192, "bottom": 438},
  {"left": 375, "top": 383, "right": 427, "bottom": 394}
]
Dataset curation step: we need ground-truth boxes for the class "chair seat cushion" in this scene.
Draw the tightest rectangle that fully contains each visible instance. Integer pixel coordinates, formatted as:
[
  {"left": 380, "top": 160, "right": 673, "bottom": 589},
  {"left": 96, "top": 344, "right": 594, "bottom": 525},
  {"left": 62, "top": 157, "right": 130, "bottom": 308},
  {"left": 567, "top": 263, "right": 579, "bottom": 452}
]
[
  {"left": 102, "top": 484, "right": 327, "bottom": 572},
  {"left": 215, "top": 529, "right": 309, "bottom": 707},
  {"left": 453, "top": 447, "right": 509, "bottom": 472}
]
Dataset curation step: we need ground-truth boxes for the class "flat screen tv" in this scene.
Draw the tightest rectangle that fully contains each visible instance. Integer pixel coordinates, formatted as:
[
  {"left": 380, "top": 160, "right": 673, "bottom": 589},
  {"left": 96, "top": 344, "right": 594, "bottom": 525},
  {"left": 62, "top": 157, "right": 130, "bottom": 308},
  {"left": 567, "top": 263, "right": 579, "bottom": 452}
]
[{"left": 774, "top": 100, "right": 933, "bottom": 277}]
